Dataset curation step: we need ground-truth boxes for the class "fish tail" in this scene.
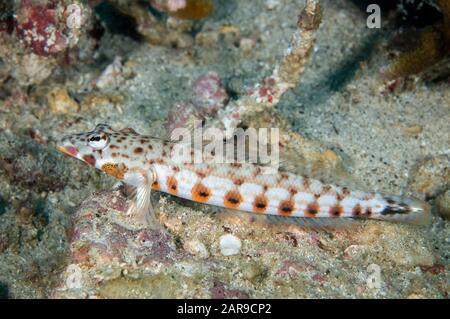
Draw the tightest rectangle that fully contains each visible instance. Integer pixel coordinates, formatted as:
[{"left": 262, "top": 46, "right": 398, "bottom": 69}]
[{"left": 371, "top": 195, "right": 431, "bottom": 225}]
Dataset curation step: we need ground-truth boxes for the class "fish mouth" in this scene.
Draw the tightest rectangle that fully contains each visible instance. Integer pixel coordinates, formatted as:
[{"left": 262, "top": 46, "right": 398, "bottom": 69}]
[{"left": 56, "top": 145, "right": 78, "bottom": 157}]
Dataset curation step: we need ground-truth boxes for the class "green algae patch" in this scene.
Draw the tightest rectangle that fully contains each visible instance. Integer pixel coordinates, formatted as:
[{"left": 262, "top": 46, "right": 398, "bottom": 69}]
[{"left": 97, "top": 273, "right": 198, "bottom": 299}]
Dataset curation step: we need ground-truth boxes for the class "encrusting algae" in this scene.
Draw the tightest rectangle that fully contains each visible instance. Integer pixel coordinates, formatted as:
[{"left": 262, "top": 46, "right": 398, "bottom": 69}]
[
  {"left": 382, "top": 0, "right": 450, "bottom": 80},
  {"left": 168, "top": 0, "right": 214, "bottom": 20}
]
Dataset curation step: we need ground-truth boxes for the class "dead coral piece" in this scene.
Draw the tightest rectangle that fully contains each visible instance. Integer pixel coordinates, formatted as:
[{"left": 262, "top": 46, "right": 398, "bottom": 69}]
[
  {"left": 206, "top": 0, "right": 322, "bottom": 136},
  {"left": 167, "top": 0, "right": 213, "bottom": 20},
  {"left": 47, "top": 87, "right": 79, "bottom": 114},
  {"left": 0, "top": 0, "right": 93, "bottom": 86},
  {"left": 435, "top": 189, "right": 450, "bottom": 220},
  {"left": 192, "top": 71, "right": 229, "bottom": 115},
  {"left": 110, "top": 1, "right": 197, "bottom": 48},
  {"left": 407, "top": 154, "right": 450, "bottom": 200},
  {"left": 381, "top": 0, "right": 450, "bottom": 81},
  {"left": 381, "top": 28, "right": 445, "bottom": 80},
  {"left": 165, "top": 72, "right": 229, "bottom": 132}
]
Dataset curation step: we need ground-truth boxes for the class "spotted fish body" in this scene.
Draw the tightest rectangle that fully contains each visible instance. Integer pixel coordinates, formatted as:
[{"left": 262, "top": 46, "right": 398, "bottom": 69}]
[{"left": 57, "top": 124, "right": 430, "bottom": 227}]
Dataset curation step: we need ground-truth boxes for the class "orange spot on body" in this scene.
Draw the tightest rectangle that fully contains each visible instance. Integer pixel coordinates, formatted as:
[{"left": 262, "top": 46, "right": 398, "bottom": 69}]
[
  {"left": 252, "top": 195, "right": 268, "bottom": 214},
  {"left": 352, "top": 204, "right": 362, "bottom": 216},
  {"left": 288, "top": 187, "right": 298, "bottom": 195},
  {"left": 196, "top": 171, "right": 206, "bottom": 178},
  {"left": 167, "top": 176, "right": 178, "bottom": 195},
  {"left": 278, "top": 200, "right": 294, "bottom": 216},
  {"left": 172, "top": 166, "right": 180, "bottom": 172},
  {"left": 101, "top": 163, "right": 128, "bottom": 180},
  {"left": 224, "top": 190, "right": 243, "bottom": 209},
  {"left": 192, "top": 183, "right": 211, "bottom": 203},
  {"left": 304, "top": 202, "right": 319, "bottom": 217},
  {"left": 152, "top": 180, "right": 160, "bottom": 190},
  {"left": 329, "top": 205, "right": 343, "bottom": 217}
]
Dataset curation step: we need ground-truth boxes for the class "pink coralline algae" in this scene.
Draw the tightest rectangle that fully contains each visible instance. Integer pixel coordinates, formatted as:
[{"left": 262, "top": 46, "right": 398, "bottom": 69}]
[
  {"left": 193, "top": 71, "right": 229, "bottom": 115},
  {"left": 67, "top": 190, "right": 176, "bottom": 267},
  {"left": 166, "top": 0, "right": 187, "bottom": 12},
  {"left": 0, "top": 0, "right": 92, "bottom": 85},
  {"left": 14, "top": 0, "right": 89, "bottom": 56},
  {"left": 166, "top": 71, "right": 228, "bottom": 132},
  {"left": 16, "top": 2, "right": 67, "bottom": 55},
  {"left": 165, "top": 102, "right": 199, "bottom": 133},
  {"left": 210, "top": 280, "right": 250, "bottom": 299},
  {"left": 256, "top": 76, "right": 277, "bottom": 104}
]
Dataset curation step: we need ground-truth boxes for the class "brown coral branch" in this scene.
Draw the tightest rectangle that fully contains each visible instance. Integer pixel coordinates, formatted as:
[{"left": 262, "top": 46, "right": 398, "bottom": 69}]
[
  {"left": 206, "top": 0, "right": 322, "bottom": 136},
  {"left": 381, "top": 0, "right": 450, "bottom": 81}
]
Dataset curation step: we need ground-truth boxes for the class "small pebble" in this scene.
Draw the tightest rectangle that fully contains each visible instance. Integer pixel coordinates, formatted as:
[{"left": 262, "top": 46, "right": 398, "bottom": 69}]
[
  {"left": 239, "top": 38, "right": 256, "bottom": 54},
  {"left": 265, "top": 0, "right": 280, "bottom": 10},
  {"left": 47, "top": 87, "right": 79, "bottom": 114},
  {"left": 401, "top": 125, "right": 423, "bottom": 135},
  {"left": 408, "top": 154, "right": 449, "bottom": 198},
  {"left": 436, "top": 189, "right": 450, "bottom": 220},
  {"left": 183, "top": 239, "right": 209, "bottom": 258},
  {"left": 219, "top": 234, "right": 242, "bottom": 256}
]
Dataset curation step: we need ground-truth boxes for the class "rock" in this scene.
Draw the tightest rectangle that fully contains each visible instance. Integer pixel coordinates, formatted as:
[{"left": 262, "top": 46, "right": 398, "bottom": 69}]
[
  {"left": 0, "top": 1, "right": 93, "bottom": 86},
  {"left": 195, "top": 31, "right": 219, "bottom": 47},
  {"left": 47, "top": 87, "right": 79, "bottom": 114},
  {"left": 400, "top": 125, "right": 423, "bottom": 135},
  {"left": 183, "top": 239, "right": 209, "bottom": 258},
  {"left": 12, "top": 53, "right": 56, "bottom": 86},
  {"left": 239, "top": 38, "right": 256, "bottom": 54},
  {"left": 0, "top": 282, "right": 9, "bottom": 299},
  {"left": 265, "top": 0, "right": 280, "bottom": 10},
  {"left": 343, "top": 244, "right": 368, "bottom": 261},
  {"left": 242, "top": 262, "right": 268, "bottom": 284},
  {"left": 94, "top": 56, "right": 124, "bottom": 90},
  {"left": 219, "top": 234, "right": 242, "bottom": 256},
  {"left": 165, "top": 102, "right": 200, "bottom": 133},
  {"left": 167, "top": 0, "right": 213, "bottom": 20},
  {"left": 436, "top": 189, "right": 450, "bottom": 220},
  {"left": 407, "top": 293, "right": 426, "bottom": 299},
  {"left": 97, "top": 274, "right": 180, "bottom": 299},
  {"left": 408, "top": 155, "right": 450, "bottom": 199},
  {"left": 192, "top": 71, "right": 229, "bottom": 115}
]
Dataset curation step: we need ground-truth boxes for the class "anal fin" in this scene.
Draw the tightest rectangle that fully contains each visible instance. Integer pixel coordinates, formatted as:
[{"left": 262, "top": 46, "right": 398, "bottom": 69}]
[
  {"left": 265, "top": 215, "right": 360, "bottom": 231},
  {"left": 214, "top": 207, "right": 360, "bottom": 232}
]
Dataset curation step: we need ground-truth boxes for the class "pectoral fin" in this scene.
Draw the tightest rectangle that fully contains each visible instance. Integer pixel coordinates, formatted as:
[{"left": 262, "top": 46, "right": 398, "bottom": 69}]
[{"left": 124, "top": 170, "right": 161, "bottom": 229}]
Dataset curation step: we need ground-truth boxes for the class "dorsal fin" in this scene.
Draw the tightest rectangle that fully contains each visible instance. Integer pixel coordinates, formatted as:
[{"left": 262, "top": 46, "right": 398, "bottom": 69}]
[
  {"left": 95, "top": 123, "right": 114, "bottom": 133},
  {"left": 120, "top": 127, "right": 137, "bottom": 134}
]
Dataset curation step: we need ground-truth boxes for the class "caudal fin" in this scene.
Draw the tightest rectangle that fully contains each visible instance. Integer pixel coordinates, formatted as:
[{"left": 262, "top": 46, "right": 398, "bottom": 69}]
[{"left": 372, "top": 195, "right": 431, "bottom": 225}]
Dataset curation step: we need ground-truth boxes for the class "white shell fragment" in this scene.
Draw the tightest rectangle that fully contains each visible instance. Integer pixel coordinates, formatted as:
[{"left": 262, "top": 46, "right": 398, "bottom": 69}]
[
  {"left": 219, "top": 234, "right": 242, "bottom": 256},
  {"left": 183, "top": 239, "right": 210, "bottom": 258}
]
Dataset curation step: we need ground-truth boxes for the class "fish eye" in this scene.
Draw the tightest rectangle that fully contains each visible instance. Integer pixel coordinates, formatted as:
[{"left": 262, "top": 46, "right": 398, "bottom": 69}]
[{"left": 88, "top": 133, "right": 109, "bottom": 149}]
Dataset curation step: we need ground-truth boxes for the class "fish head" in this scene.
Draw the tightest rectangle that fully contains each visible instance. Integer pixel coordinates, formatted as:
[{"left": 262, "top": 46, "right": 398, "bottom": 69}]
[{"left": 57, "top": 123, "right": 116, "bottom": 171}]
